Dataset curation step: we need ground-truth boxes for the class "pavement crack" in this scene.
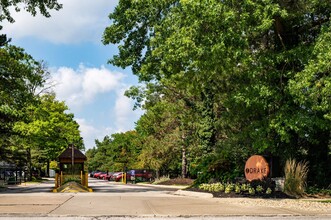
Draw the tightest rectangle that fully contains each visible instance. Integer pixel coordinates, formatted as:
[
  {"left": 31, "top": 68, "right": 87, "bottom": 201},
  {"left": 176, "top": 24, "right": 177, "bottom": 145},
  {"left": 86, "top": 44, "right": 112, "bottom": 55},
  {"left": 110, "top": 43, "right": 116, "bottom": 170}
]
[
  {"left": 47, "top": 195, "right": 74, "bottom": 214},
  {"left": 145, "top": 200, "right": 158, "bottom": 216}
]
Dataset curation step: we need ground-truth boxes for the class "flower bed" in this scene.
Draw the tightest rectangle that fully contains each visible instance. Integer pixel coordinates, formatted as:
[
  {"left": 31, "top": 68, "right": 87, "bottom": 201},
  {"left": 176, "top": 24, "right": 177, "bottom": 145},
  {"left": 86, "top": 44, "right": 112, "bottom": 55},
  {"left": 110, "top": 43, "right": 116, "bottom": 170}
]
[{"left": 189, "top": 181, "right": 292, "bottom": 199}]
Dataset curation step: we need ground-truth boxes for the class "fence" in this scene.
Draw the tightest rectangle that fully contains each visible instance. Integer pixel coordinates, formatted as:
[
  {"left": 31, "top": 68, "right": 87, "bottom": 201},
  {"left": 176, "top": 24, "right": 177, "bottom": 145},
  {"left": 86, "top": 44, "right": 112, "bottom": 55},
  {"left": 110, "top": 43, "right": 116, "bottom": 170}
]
[{"left": 0, "top": 168, "right": 27, "bottom": 185}]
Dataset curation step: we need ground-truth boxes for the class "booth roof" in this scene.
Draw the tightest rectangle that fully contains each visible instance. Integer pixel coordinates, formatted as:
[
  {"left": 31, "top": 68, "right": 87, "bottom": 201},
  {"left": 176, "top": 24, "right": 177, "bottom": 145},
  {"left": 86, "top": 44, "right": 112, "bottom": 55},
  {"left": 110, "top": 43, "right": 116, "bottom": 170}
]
[{"left": 58, "top": 147, "right": 87, "bottom": 160}]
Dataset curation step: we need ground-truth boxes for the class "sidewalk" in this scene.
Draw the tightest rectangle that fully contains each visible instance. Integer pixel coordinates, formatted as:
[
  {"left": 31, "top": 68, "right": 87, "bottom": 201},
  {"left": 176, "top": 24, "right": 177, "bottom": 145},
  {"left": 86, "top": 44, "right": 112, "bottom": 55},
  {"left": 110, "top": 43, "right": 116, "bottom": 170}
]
[{"left": 0, "top": 179, "right": 330, "bottom": 218}]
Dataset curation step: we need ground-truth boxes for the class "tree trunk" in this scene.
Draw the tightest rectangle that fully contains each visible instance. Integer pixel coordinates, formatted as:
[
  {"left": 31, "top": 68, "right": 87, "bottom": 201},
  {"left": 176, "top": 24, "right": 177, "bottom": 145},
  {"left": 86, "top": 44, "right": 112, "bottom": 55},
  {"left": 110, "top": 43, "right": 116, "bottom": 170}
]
[
  {"left": 182, "top": 145, "right": 187, "bottom": 178},
  {"left": 27, "top": 148, "right": 32, "bottom": 181},
  {"left": 46, "top": 160, "right": 50, "bottom": 177}
]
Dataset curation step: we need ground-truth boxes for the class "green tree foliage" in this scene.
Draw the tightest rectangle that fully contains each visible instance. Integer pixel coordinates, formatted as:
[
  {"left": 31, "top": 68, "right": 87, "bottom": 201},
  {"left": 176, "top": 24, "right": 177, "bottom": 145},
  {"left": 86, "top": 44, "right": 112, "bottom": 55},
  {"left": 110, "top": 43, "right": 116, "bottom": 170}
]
[
  {"left": 13, "top": 94, "right": 83, "bottom": 170},
  {"left": 0, "top": 45, "right": 46, "bottom": 162},
  {"left": 0, "top": 0, "right": 62, "bottom": 46},
  {"left": 102, "top": 0, "right": 331, "bottom": 186},
  {"left": 86, "top": 131, "right": 142, "bottom": 172},
  {"left": 0, "top": 0, "right": 62, "bottom": 23}
]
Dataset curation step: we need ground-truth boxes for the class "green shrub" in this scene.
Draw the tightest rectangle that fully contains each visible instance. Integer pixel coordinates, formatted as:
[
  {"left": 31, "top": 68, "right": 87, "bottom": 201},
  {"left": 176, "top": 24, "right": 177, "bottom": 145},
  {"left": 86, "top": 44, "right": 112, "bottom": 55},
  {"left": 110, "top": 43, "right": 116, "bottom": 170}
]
[
  {"left": 63, "top": 176, "right": 81, "bottom": 185},
  {"left": 306, "top": 186, "right": 331, "bottom": 196},
  {"left": 241, "top": 183, "right": 249, "bottom": 192},
  {"left": 224, "top": 183, "right": 234, "bottom": 193},
  {"left": 266, "top": 187, "right": 272, "bottom": 194},
  {"left": 284, "top": 158, "right": 309, "bottom": 198},
  {"left": 199, "top": 183, "right": 225, "bottom": 192},
  {"left": 211, "top": 183, "right": 224, "bottom": 192},
  {"left": 198, "top": 181, "right": 278, "bottom": 196},
  {"left": 248, "top": 187, "right": 255, "bottom": 195},
  {"left": 235, "top": 184, "right": 241, "bottom": 194},
  {"left": 256, "top": 185, "right": 263, "bottom": 193},
  {"left": 198, "top": 183, "right": 210, "bottom": 191}
]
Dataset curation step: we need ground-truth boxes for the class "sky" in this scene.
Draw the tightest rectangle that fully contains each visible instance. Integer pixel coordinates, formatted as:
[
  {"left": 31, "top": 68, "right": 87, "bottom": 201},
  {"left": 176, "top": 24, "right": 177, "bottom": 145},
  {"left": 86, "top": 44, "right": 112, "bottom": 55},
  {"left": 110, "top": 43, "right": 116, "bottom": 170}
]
[{"left": 2, "top": 0, "right": 143, "bottom": 151}]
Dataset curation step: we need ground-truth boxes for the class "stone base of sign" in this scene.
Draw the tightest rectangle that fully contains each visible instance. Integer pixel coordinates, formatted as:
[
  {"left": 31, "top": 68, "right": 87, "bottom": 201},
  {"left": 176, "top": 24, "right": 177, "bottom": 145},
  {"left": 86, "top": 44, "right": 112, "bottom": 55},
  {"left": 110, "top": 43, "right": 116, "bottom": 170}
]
[{"left": 272, "top": 177, "right": 285, "bottom": 191}]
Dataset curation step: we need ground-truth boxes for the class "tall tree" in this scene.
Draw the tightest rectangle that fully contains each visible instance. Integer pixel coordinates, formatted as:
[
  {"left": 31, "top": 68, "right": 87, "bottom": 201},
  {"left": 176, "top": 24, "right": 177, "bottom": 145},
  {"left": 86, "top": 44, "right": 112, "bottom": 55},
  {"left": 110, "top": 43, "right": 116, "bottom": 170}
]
[
  {"left": 13, "top": 94, "right": 83, "bottom": 177},
  {"left": 104, "top": 0, "right": 331, "bottom": 185},
  {"left": 0, "top": 45, "right": 46, "bottom": 162}
]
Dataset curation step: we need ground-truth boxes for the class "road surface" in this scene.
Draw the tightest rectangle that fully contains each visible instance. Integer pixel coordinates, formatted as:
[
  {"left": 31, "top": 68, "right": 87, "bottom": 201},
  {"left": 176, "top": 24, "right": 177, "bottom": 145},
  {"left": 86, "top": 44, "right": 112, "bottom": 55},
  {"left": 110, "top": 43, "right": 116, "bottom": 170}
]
[{"left": 0, "top": 178, "right": 329, "bottom": 219}]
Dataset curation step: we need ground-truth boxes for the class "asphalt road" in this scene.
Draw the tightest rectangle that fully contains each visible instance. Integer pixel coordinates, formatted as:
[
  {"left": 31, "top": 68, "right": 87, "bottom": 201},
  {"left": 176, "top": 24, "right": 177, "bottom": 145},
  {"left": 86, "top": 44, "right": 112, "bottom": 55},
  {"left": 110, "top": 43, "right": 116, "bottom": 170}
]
[{"left": 0, "top": 178, "right": 330, "bottom": 219}]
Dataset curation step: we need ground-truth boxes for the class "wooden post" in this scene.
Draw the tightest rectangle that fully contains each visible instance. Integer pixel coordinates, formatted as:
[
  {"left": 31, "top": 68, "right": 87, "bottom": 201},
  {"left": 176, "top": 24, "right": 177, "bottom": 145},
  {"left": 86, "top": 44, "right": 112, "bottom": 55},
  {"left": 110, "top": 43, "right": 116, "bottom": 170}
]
[
  {"left": 55, "top": 173, "right": 59, "bottom": 188},
  {"left": 60, "top": 171, "right": 63, "bottom": 186},
  {"left": 85, "top": 173, "right": 88, "bottom": 187},
  {"left": 81, "top": 171, "right": 83, "bottom": 185}
]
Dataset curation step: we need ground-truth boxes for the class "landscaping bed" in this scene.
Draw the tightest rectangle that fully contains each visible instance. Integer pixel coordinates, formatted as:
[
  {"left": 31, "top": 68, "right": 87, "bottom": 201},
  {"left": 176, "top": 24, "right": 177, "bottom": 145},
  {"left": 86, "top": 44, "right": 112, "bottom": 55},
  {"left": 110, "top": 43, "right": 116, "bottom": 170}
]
[
  {"left": 155, "top": 177, "right": 330, "bottom": 199},
  {"left": 186, "top": 186, "right": 291, "bottom": 199}
]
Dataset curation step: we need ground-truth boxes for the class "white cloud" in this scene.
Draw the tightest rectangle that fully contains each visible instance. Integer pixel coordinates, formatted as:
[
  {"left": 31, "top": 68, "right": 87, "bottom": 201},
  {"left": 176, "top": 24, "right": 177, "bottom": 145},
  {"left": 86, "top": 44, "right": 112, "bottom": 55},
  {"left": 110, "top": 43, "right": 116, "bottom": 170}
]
[
  {"left": 2, "top": 0, "right": 118, "bottom": 44},
  {"left": 82, "top": 65, "right": 123, "bottom": 101},
  {"left": 49, "top": 64, "right": 143, "bottom": 150},
  {"left": 76, "top": 118, "right": 114, "bottom": 150},
  {"left": 50, "top": 64, "right": 124, "bottom": 108}
]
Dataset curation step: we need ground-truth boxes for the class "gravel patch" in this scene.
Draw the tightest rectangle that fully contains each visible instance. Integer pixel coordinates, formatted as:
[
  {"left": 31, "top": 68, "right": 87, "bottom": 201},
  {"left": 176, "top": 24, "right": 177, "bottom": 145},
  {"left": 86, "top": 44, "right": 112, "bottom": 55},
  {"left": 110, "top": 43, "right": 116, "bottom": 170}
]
[{"left": 213, "top": 197, "right": 331, "bottom": 213}]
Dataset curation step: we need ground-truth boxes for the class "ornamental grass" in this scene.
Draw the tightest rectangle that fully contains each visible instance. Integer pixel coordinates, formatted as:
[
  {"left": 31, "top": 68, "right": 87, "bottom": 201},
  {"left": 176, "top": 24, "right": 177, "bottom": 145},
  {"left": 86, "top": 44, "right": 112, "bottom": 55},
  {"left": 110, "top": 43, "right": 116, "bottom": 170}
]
[{"left": 284, "top": 158, "right": 309, "bottom": 198}]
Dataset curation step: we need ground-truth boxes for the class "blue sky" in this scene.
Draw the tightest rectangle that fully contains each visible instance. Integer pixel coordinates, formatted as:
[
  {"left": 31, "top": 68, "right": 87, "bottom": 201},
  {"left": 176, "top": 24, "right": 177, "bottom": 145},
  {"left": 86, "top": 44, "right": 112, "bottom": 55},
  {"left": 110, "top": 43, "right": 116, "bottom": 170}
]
[{"left": 2, "top": 0, "right": 143, "bottom": 150}]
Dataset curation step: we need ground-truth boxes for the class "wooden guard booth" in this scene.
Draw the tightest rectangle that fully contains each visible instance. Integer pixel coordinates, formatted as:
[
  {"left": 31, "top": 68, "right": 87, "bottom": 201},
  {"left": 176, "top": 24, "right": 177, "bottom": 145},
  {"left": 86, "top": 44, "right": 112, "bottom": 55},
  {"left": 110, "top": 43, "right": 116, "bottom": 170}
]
[
  {"left": 55, "top": 146, "right": 88, "bottom": 188},
  {"left": 58, "top": 146, "right": 87, "bottom": 175}
]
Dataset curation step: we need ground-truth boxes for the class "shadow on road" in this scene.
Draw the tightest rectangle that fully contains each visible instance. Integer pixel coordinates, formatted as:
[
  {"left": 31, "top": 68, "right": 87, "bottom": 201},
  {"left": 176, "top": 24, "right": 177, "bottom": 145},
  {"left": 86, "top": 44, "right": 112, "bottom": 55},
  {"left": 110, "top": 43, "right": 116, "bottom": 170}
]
[{"left": 1, "top": 178, "right": 180, "bottom": 194}]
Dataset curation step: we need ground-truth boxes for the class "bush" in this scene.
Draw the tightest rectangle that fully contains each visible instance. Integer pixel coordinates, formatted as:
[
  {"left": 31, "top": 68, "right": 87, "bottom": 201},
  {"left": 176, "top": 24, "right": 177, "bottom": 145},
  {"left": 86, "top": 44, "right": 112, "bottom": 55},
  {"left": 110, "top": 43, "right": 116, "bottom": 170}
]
[
  {"left": 256, "top": 185, "right": 263, "bottom": 193},
  {"left": 62, "top": 176, "right": 81, "bottom": 185},
  {"left": 306, "top": 186, "right": 331, "bottom": 196},
  {"left": 266, "top": 187, "right": 272, "bottom": 194},
  {"left": 248, "top": 187, "right": 255, "bottom": 195},
  {"left": 250, "top": 178, "right": 275, "bottom": 192},
  {"left": 235, "top": 184, "right": 241, "bottom": 194},
  {"left": 284, "top": 158, "right": 309, "bottom": 198}
]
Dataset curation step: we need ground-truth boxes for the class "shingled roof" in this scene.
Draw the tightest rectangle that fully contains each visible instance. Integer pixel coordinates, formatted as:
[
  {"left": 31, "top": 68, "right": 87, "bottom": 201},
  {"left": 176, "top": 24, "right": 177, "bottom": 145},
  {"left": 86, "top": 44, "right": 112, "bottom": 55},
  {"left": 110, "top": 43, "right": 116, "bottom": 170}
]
[{"left": 58, "top": 146, "right": 87, "bottom": 160}]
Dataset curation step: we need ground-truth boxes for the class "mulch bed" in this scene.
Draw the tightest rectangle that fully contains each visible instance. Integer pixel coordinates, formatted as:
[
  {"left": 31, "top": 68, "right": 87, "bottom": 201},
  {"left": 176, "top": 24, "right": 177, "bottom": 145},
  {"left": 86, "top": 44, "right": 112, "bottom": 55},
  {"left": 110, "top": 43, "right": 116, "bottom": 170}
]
[{"left": 156, "top": 178, "right": 194, "bottom": 186}]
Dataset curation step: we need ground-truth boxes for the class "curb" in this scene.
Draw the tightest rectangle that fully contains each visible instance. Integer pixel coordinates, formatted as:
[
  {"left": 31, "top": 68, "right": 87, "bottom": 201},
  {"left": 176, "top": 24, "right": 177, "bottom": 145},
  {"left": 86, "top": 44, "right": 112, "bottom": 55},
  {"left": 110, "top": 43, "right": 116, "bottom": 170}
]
[
  {"left": 173, "top": 189, "right": 213, "bottom": 198},
  {"left": 136, "top": 183, "right": 187, "bottom": 189}
]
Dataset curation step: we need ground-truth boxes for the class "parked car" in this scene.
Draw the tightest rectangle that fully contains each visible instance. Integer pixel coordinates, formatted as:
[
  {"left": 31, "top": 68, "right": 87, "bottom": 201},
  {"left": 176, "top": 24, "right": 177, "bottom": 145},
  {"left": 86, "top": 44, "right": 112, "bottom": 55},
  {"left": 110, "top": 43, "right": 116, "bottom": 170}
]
[
  {"left": 104, "top": 172, "right": 114, "bottom": 181},
  {"left": 99, "top": 172, "right": 109, "bottom": 180},
  {"left": 115, "top": 170, "right": 153, "bottom": 182},
  {"left": 111, "top": 172, "right": 124, "bottom": 182},
  {"left": 105, "top": 172, "right": 120, "bottom": 181},
  {"left": 89, "top": 171, "right": 98, "bottom": 178},
  {"left": 97, "top": 172, "right": 107, "bottom": 179},
  {"left": 135, "top": 170, "right": 153, "bottom": 181},
  {"left": 93, "top": 172, "right": 104, "bottom": 178}
]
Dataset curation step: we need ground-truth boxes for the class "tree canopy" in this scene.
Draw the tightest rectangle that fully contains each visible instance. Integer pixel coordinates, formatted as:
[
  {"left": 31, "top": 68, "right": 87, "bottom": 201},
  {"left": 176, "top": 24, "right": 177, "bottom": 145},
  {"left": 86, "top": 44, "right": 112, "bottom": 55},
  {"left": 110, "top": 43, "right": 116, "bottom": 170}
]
[
  {"left": 0, "top": 0, "right": 85, "bottom": 179},
  {"left": 100, "top": 0, "right": 331, "bottom": 186},
  {"left": 0, "top": 45, "right": 46, "bottom": 161},
  {"left": 0, "top": 0, "right": 62, "bottom": 23},
  {"left": 0, "top": 0, "right": 62, "bottom": 45}
]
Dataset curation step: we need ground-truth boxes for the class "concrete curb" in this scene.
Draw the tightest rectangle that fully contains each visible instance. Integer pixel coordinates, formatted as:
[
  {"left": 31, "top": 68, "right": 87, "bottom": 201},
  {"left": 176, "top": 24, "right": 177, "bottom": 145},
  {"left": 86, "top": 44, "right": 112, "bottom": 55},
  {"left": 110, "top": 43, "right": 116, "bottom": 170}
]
[
  {"left": 136, "top": 183, "right": 187, "bottom": 189},
  {"left": 173, "top": 189, "right": 214, "bottom": 198}
]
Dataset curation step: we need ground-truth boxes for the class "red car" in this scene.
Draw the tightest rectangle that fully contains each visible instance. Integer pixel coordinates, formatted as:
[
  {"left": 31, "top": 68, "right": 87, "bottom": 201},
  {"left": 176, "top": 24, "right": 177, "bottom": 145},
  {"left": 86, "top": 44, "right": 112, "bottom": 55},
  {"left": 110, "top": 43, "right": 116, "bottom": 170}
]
[
  {"left": 93, "top": 172, "right": 106, "bottom": 179},
  {"left": 111, "top": 172, "right": 124, "bottom": 181},
  {"left": 99, "top": 173, "right": 108, "bottom": 180},
  {"left": 104, "top": 172, "right": 115, "bottom": 181},
  {"left": 115, "top": 170, "right": 153, "bottom": 182}
]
